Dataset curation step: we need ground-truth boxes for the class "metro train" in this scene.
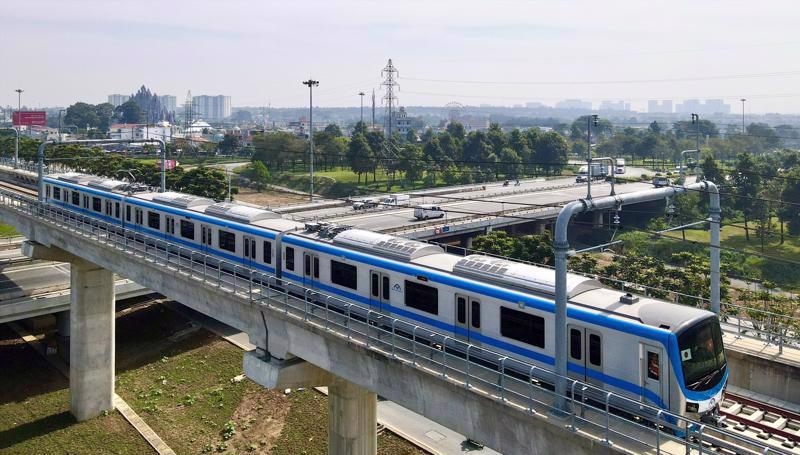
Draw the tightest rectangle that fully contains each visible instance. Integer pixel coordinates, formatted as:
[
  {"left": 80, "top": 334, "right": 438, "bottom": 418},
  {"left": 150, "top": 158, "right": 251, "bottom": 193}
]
[{"left": 42, "top": 172, "right": 728, "bottom": 423}]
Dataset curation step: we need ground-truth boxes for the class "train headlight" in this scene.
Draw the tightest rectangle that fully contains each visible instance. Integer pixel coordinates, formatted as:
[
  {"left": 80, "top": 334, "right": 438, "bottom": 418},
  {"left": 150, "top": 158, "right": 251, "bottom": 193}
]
[{"left": 686, "top": 402, "right": 699, "bottom": 413}]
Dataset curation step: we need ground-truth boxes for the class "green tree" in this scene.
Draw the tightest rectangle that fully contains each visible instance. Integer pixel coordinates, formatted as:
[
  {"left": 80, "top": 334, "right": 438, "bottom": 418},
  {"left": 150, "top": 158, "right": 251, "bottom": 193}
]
[
  {"left": 252, "top": 132, "right": 305, "bottom": 170},
  {"left": 218, "top": 134, "right": 242, "bottom": 155},
  {"left": 405, "top": 128, "right": 417, "bottom": 143},
  {"left": 115, "top": 100, "right": 143, "bottom": 124},
  {"left": 249, "top": 161, "right": 271, "bottom": 191},
  {"left": 472, "top": 231, "right": 515, "bottom": 256},
  {"left": 731, "top": 153, "right": 762, "bottom": 241},
  {"left": 570, "top": 116, "right": 613, "bottom": 140},
  {"left": 531, "top": 131, "right": 568, "bottom": 175},
  {"left": 673, "top": 119, "right": 719, "bottom": 139},
  {"left": 323, "top": 123, "right": 343, "bottom": 137},
  {"left": 347, "top": 134, "right": 376, "bottom": 184},
  {"left": 779, "top": 167, "right": 800, "bottom": 235},
  {"left": 446, "top": 122, "right": 466, "bottom": 141},
  {"left": 176, "top": 167, "right": 233, "bottom": 200},
  {"left": 398, "top": 144, "right": 424, "bottom": 183}
]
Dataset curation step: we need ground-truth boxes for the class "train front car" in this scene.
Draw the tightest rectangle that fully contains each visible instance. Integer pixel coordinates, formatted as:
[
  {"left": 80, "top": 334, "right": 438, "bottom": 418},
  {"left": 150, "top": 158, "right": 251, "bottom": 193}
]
[{"left": 675, "top": 314, "right": 727, "bottom": 424}]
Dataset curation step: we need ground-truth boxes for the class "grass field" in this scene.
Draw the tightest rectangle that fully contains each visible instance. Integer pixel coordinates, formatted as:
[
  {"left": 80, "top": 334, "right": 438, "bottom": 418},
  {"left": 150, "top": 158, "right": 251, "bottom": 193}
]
[
  {"left": 0, "top": 325, "right": 156, "bottom": 455},
  {"left": 0, "top": 223, "right": 18, "bottom": 238}
]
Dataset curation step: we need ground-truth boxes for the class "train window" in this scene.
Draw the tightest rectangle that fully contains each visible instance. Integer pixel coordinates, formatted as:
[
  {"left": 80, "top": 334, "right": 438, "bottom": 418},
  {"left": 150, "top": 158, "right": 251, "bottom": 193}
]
[
  {"left": 500, "top": 307, "right": 545, "bottom": 348},
  {"left": 456, "top": 297, "right": 466, "bottom": 324},
  {"left": 331, "top": 260, "right": 358, "bottom": 290},
  {"left": 92, "top": 197, "right": 102, "bottom": 212},
  {"left": 304, "top": 255, "right": 311, "bottom": 275},
  {"left": 404, "top": 280, "right": 438, "bottom": 315},
  {"left": 45, "top": 185, "right": 51, "bottom": 198},
  {"left": 285, "top": 247, "right": 295, "bottom": 271},
  {"left": 147, "top": 211, "right": 160, "bottom": 230},
  {"left": 313, "top": 257, "right": 319, "bottom": 278},
  {"left": 570, "top": 329, "right": 582, "bottom": 359},
  {"left": 371, "top": 274, "right": 379, "bottom": 297},
  {"left": 53, "top": 187, "right": 61, "bottom": 200},
  {"left": 218, "top": 230, "right": 236, "bottom": 252},
  {"left": 471, "top": 300, "right": 481, "bottom": 329},
  {"left": 72, "top": 191, "right": 80, "bottom": 206},
  {"left": 180, "top": 220, "right": 195, "bottom": 239},
  {"left": 382, "top": 276, "right": 390, "bottom": 300},
  {"left": 262, "top": 241, "right": 272, "bottom": 264},
  {"left": 114, "top": 202, "right": 120, "bottom": 218},
  {"left": 570, "top": 329, "right": 582, "bottom": 360},
  {"left": 126, "top": 205, "right": 131, "bottom": 222},
  {"left": 647, "top": 352, "right": 660, "bottom": 380},
  {"left": 589, "top": 334, "right": 602, "bottom": 367}
]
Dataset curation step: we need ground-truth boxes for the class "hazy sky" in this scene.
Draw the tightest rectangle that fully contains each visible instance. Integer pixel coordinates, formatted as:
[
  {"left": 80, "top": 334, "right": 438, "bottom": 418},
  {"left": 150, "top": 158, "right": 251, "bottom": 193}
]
[{"left": 3, "top": 0, "right": 800, "bottom": 113}]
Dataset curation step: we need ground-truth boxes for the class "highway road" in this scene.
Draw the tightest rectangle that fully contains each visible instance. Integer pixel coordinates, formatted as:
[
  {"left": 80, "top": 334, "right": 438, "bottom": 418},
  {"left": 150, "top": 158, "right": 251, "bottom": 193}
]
[
  {"left": 0, "top": 262, "right": 71, "bottom": 300},
  {"left": 303, "top": 179, "right": 654, "bottom": 232}
]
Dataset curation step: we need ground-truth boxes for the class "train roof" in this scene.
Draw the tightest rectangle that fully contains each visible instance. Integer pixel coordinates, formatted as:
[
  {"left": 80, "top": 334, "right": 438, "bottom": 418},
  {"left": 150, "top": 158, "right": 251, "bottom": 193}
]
[
  {"left": 152, "top": 191, "right": 214, "bottom": 209},
  {"left": 332, "top": 229, "right": 444, "bottom": 261},
  {"left": 205, "top": 202, "right": 281, "bottom": 223}
]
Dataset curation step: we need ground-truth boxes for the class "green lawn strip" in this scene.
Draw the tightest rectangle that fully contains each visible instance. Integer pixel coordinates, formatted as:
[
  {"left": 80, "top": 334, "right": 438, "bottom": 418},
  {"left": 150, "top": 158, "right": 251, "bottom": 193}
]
[
  {"left": 272, "top": 390, "right": 427, "bottom": 455},
  {"left": 0, "top": 223, "right": 18, "bottom": 238},
  {"left": 0, "top": 325, "right": 155, "bottom": 455}
]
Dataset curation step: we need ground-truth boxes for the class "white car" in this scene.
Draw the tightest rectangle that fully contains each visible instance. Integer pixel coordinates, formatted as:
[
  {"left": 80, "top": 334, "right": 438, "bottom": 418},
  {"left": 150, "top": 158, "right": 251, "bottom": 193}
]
[{"left": 414, "top": 204, "right": 445, "bottom": 220}]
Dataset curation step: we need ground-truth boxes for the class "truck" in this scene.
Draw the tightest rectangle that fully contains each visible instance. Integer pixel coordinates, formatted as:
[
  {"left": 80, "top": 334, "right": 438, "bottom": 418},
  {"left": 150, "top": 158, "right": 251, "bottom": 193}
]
[
  {"left": 615, "top": 158, "right": 626, "bottom": 174},
  {"left": 575, "top": 163, "right": 608, "bottom": 183},
  {"left": 351, "top": 197, "right": 380, "bottom": 210},
  {"left": 381, "top": 193, "right": 410, "bottom": 206}
]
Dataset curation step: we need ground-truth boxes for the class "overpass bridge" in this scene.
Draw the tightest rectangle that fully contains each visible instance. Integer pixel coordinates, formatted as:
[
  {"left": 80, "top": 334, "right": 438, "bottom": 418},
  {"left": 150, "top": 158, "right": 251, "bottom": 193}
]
[{"left": 0, "top": 174, "right": 795, "bottom": 454}]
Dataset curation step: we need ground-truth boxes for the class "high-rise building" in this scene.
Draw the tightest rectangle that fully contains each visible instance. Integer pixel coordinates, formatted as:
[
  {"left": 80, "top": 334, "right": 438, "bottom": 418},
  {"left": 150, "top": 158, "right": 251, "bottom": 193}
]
[
  {"left": 599, "top": 100, "right": 630, "bottom": 111},
  {"left": 159, "top": 95, "right": 177, "bottom": 112},
  {"left": 108, "top": 94, "right": 130, "bottom": 107},
  {"left": 192, "top": 95, "right": 231, "bottom": 121},
  {"left": 392, "top": 107, "right": 411, "bottom": 136},
  {"left": 675, "top": 99, "right": 731, "bottom": 115},
  {"left": 648, "top": 100, "right": 673, "bottom": 113},
  {"left": 555, "top": 99, "right": 592, "bottom": 110}
]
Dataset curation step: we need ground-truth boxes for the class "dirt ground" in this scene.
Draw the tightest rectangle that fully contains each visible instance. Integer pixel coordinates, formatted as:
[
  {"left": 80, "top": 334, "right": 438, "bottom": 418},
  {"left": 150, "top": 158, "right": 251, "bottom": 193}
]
[{"left": 236, "top": 188, "right": 307, "bottom": 207}]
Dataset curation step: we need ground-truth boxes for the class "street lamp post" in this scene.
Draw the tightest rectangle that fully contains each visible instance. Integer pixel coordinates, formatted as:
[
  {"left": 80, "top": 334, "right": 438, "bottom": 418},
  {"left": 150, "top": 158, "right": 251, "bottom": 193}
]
[
  {"left": 586, "top": 114, "right": 598, "bottom": 199},
  {"left": 14, "top": 89, "right": 23, "bottom": 168},
  {"left": 358, "top": 92, "right": 365, "bottom": 124},
  {"left": 691, "top": 113, "right": 700, "bottom": 153},
  {"left": 740, "top": 98, "right": 746, "bottom": 138},
  {"left": 58, "top": 109, "right": 66, "bottom": 142},
  {"left": 302, "top": 79, "right": 319, "bottom": 203}
]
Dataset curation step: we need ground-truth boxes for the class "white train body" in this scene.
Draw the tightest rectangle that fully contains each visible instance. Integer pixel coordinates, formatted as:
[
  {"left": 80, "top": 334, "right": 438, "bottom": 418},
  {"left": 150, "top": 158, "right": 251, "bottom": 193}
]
[{"left": 43, "top": 173, "right": 728, "bottom": 422}]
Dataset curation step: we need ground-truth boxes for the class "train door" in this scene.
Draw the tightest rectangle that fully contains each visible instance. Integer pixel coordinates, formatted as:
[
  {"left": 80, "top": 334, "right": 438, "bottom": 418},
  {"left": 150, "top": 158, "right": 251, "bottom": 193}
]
[
  {"left": 243, "top": 236, "right": 257, "bottom": 268},
  {"left": 165, "top": 215, "right": 175, "bottom": 238},
  {"left": 201, "top": 225, "right": 212, "bottom": 253},
  {"left": 568, "top": 325, "right": 603, "bottom": 386},
  {"left": 303, "top": 252, "right": 319, "bottom": 289},
  {"left": 454, "top": 294, "right": 481, "bottom": 345},
  {"left": 640, "top": 343, "right": 666, "bottom": 407},
  {"left": 370, "top": 270, "right": 391, "bottom": 314}
]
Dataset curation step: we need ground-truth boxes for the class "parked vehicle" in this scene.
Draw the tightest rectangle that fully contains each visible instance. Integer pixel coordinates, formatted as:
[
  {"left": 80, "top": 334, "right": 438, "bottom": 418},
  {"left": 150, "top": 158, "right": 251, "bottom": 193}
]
[
  {"left": 381, "top": 193, "right": 410, "bottom": 206},
  {"left": 352, "top": 197, "right": 380, "bottom": 210},
  {"left": 414, "top": 204, "right": 445, "bottom": 220},
  {"left": 615, "top": 158, "right": 626, "bottom": 174}
]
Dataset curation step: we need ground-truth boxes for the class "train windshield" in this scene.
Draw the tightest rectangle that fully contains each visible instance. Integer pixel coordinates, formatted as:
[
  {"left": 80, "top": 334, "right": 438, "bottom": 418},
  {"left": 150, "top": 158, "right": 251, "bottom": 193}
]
[{"left": 678, "top": 317, "right": 727, "bottom": 392}]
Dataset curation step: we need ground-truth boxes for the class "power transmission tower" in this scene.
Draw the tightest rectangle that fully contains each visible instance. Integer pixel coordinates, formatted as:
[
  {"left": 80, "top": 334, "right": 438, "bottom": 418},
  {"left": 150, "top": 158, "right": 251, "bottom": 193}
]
[{"left": 380, "top": 59, "right": 399, "bottom": 159}]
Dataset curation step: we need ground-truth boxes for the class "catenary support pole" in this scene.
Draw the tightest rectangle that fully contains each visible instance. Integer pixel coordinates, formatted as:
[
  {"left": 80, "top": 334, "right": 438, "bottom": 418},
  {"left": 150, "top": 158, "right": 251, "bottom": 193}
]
[
  {"left": 302, "top": 79, "right": 319, "bottom": 203},
  {"left": 552, "top": 181, "right": 720, "bottom": 411}
]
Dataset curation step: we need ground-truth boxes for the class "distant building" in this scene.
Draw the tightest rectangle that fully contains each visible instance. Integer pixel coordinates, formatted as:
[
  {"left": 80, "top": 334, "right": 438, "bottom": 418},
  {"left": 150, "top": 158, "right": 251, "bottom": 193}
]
[
  {"left": 159, "top": 95, "right": 177, "bottom": 112},
  {"left": 555, "top": 99, "right": 592, "bottom": 110},
  {"left": 109, "top": 122, "right": 175, "bottom": 141},
  {"left": 675, "top": 99, "right": 731, "bottom": 115},
  {"left": 599, "top": 100, "right": 630, "bottom": 111},
  {"left": 392, "top": 106, "right": 411, "bottom": 136},
  {"left": 648, "top": 100, "right": 673, "bottom": 113},
  {"left": 192, "top": 95, "right": 231, "bottom": 121},
  {"left": 108, "top": 94, "right": 130, "bottom": 107},
  {"left": 525, "top": 101, "right": 546, "bottom": 109}
]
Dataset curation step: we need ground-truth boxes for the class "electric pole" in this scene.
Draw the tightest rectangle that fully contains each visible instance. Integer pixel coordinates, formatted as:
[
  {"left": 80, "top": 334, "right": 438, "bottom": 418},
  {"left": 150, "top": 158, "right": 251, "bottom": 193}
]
[
  {"left": 371, "top": 89, "right": 376, "bottom": 129},
  {"left": 691, "top": 113, "right": 700, "bottom": 155},
  {"left": 358, "top": 92, "right": 365, "bottom": 124},
  {"left": 740, "top": 98, "right": 746, "bottom": 138},
  {"left": 14, "top": 89, "right": 23, "bottom": 169},
  {"left": 302, "top": 79, "right": 319, "bottom": 202},
  {"left": 586, "top": 114, "right": 598, "bottom": 199},
  {"left": 381, "top": 59, "right": 399, "bottom": 147}
]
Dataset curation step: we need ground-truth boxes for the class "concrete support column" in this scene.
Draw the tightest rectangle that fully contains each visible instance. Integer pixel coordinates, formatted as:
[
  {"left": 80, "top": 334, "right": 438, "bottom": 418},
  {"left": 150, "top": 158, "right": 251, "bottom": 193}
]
[
  {"left": 328, "top": 377, "right": 377, "bottom": 455},
  {"left": 56, "top": 310, "right": 70, "bottom": 337},
  {"left": 533, "top": 221, "right": 546, "bottom": 235},
  {"left": 460, "top": 235, "right": 473, "bottom": 249},
  {"left": 70, "top": 259, "right": 115, "bottom": 421}
]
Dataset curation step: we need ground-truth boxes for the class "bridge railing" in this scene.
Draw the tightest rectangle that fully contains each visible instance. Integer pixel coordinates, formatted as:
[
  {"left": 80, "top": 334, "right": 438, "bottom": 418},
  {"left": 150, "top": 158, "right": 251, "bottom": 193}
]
[
  {"left": 0, "top": 188, "right": 790, "bottom": 455},
  {"left": 422, "top": 240, "right": 800, "bottom": 352}
]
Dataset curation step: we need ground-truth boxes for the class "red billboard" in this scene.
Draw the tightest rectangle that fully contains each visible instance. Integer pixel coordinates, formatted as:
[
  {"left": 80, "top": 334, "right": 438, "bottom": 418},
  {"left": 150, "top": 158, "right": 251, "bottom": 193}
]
[
  {"left": 13, "top": 111, "right": 47, "bottom": 127},
  {"left": 164, "top": 159, "right": 177, "bottom": 170}
]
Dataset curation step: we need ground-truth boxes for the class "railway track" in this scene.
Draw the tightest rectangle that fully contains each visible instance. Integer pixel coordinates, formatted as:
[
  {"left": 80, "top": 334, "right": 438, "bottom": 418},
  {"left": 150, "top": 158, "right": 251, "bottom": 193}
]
[
  {"left": 720, "top": 391, "right": 799, "bottom": 453},
  {"left": 0, "top": 180, "right": 38, "bottom": 197}
]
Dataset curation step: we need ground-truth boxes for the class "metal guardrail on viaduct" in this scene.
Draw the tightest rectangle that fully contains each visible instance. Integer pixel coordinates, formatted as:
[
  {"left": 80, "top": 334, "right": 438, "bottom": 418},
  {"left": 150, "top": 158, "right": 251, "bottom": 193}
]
[{"left": 0, "top": 188, "right": 792, "bottom": 454}]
